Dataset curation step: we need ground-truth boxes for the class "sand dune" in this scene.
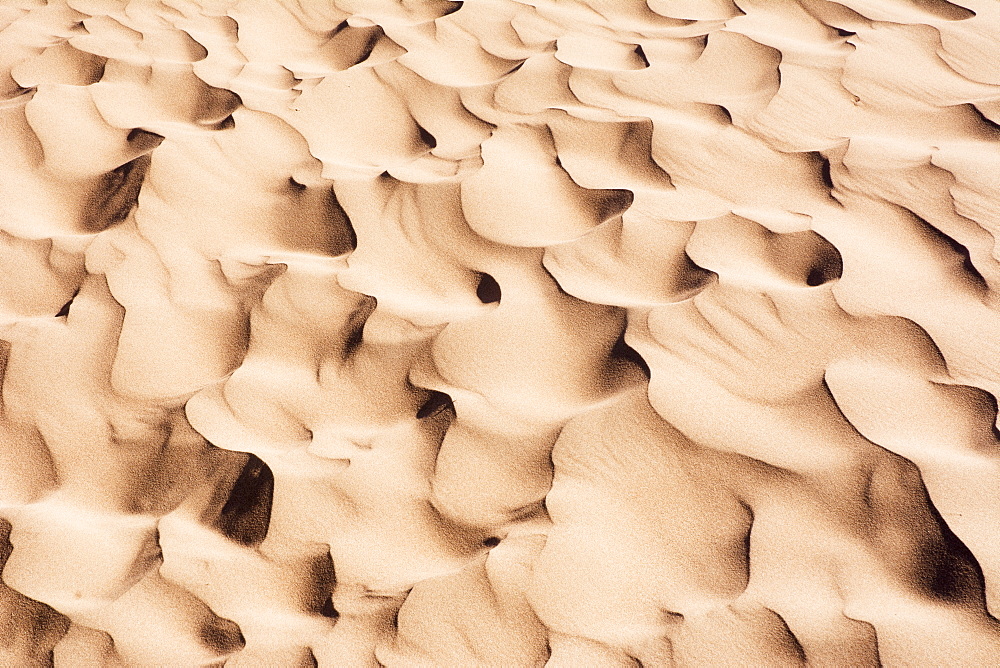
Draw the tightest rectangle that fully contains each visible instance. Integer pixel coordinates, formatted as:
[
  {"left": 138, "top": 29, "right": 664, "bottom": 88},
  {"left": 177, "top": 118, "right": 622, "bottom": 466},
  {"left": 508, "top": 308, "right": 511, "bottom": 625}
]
[{"left": 2, "top": 0, "right": 1000, "bottom": 665}]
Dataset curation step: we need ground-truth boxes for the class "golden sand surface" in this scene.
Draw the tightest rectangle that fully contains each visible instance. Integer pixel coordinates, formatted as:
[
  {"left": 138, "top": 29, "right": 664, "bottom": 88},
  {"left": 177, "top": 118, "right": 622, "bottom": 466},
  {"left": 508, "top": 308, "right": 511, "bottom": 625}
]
[{"left": 2, "top": 0, "right": 1000, "bottom": 665}]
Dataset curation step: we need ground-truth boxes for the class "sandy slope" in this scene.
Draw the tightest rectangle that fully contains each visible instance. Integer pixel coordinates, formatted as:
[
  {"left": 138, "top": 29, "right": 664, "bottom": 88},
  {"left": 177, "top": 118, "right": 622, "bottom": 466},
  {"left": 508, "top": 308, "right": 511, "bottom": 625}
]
[{"left": 2, "top": 0, "right": 1000, "bottom": 665}]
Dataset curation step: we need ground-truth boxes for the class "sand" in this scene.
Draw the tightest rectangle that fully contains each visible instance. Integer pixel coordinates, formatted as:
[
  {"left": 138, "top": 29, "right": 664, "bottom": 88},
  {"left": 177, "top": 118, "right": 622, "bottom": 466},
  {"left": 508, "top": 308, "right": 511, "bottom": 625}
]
[{"left": 1, "top": 0, "right": 1000, "bottom": 665}]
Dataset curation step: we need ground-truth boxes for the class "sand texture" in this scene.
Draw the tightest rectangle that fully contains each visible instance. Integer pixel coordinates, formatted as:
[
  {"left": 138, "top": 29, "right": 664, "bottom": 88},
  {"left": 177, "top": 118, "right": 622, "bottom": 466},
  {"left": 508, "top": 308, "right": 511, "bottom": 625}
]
[{"left": 2, "top": 0, "right": 1000, "bottom": 665}]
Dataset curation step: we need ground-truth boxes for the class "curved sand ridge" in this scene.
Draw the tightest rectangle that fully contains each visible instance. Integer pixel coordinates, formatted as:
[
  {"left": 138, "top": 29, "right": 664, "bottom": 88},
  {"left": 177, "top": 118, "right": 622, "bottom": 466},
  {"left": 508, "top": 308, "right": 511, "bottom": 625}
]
[{"left": 2, "top": 0, "right": 1000, "bottom": 665}]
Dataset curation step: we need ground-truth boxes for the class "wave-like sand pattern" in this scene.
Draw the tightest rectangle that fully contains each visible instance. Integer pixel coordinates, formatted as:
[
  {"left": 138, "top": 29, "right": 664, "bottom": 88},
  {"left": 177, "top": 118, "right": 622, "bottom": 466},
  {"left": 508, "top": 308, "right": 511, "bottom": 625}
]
[{"left": 2, "top": 0, "right": 1000, "bottom": 665}]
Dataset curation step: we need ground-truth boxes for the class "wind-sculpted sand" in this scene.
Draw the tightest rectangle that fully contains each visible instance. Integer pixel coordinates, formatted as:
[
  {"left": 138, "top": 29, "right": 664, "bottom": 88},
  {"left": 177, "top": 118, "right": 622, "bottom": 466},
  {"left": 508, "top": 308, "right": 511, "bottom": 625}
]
[{"left": 2, "top": 0, "right": 1000, "bottom": 665}]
